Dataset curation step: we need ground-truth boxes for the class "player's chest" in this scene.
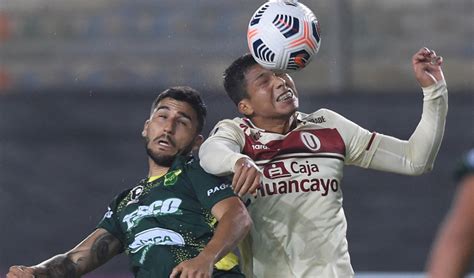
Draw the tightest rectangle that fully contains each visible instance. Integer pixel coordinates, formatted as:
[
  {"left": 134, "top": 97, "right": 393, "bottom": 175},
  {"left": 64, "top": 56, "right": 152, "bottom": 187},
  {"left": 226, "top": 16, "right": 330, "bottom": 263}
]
[
  {"left": 242, "top": 128, "right": 346, "bottom": 164},
  {"left": 116, "top": 184, "right": 200, "bottom": 233}
]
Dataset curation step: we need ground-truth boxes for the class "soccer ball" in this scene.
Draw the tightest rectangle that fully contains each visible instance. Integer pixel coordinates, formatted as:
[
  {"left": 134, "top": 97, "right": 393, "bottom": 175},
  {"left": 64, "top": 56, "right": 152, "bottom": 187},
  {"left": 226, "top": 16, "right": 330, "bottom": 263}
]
[{"left": 247, "top": 0, "right": 321, "bottom": 71}]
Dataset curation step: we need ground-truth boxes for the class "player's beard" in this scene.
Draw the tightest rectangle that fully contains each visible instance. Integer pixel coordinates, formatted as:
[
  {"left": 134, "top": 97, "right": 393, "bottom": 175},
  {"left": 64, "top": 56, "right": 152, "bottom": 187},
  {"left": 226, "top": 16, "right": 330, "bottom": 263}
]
[{"left": 144, "top": 135, "right": 195, "bottom": 167}]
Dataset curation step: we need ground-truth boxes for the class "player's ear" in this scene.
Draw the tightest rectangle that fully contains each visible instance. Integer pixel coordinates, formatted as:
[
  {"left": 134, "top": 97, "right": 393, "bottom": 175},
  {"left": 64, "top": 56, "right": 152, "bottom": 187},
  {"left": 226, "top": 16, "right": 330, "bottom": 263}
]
[
  {"left": 192, "top": 134, "right": 204, "bottom": 151},
  {"left": 238, "top": 99, "right": 254, "bottom": 116},
  {"left": 142, "top": 119, "right": 150, "bottom": 137}
]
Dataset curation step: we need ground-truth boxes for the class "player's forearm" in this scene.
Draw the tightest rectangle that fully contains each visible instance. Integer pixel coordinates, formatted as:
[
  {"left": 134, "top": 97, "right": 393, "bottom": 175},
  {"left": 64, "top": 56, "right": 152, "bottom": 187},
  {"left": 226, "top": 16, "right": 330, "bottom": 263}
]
[
  {"left": 31, "top": 254, "right": 80, "bottom": 278},
  {"left": 199, "top": 137, "right": 248, "bottom": 176},
  {"left": 408, "top": 80, "right": 448, "bottom": 173},
  {"left": 369, "top": 80, "right": 448, "bottom": 175},
  {"left": 31, "top": 229, "right": 121, "bottom": 277},
  {"left": 199, "top": 204, "right": 251, "bottom": 264},
  {"left": 32, "top": 248, "right": 109, "bottom": 278}
]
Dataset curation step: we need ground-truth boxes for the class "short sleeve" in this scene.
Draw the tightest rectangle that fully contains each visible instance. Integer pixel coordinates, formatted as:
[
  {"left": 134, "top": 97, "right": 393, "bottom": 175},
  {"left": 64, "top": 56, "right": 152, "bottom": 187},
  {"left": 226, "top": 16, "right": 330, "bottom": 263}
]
[{"left": 96, "top": 189, "right": 130, "bottom": 247}]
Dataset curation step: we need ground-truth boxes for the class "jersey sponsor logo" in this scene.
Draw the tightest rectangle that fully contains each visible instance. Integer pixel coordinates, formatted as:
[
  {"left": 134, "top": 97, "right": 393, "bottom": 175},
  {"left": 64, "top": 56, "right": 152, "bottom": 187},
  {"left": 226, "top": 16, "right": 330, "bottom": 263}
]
[
  {"left": 251, "top": 131, "right": 262, "bottom": 141},
  {"left": 300, "top": 132, "right": 321, "bottom": 151},
  {"left": 252, "top": 144, "right": 269, "bottom": 150},
  {"left": 263, "top": 160, "right": 320, "bottom": 179},
  {"left": 123, "top": 198, "right": 183, "bottom": 230},
  {"left": 290, "top": 161, "right": 319, "bottom": 176},
  {"left": 239, "top": 123, "right": 262, "bottom": 141},
  {"left": 127, "top": 185, "right": 144, "bottom": 206},
  {"left": 131, "top": 186, "right": 144, "bottom": 199},
  {"left": 308, "top": 115, "right": 326, "bottom": 124},
  {"left": 207, "top": 183, "right": 231, "bottom": 196},
  {"left": 129, "top": 227, "right": 185, "bottom": 253},
  {"left": 263, "top": 161, "right": 291, "bottom": 179},
  {"left": 102, "top": 206, "right": 113, "bottom": 220},
  {"left": 258, "top": 178, "right": 339, "bottom": 197}
]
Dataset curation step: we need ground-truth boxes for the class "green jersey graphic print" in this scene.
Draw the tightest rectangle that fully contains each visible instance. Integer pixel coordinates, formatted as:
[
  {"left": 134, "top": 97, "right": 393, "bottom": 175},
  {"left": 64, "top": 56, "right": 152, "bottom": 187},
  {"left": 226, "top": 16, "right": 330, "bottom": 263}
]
[{"left": 97, "top": 156, "right": 239, "bottom": 277}]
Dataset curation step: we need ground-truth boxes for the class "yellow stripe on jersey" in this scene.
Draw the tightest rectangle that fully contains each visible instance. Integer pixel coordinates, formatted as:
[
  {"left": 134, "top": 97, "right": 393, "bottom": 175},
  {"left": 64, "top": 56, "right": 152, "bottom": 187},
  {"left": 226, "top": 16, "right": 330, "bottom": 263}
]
[
  {"left": 148, "top": 175, "right": 164, "bottom": 183},
  {"left": 215, "top": 252, "right": 239, "bottom": 271}
]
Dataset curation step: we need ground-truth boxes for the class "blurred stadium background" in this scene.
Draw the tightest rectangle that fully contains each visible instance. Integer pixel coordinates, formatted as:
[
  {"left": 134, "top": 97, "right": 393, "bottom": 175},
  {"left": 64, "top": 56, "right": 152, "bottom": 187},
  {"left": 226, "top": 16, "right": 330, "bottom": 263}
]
[{"left": 0, "top": 0, "right": 473, "bottom": 276}]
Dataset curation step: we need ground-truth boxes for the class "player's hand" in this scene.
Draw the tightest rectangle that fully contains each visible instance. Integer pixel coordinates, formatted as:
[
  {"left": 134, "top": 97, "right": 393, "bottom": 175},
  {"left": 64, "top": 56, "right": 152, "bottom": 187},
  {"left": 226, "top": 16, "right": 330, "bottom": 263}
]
[
  {"left": 169, "top": 254, "right": 214, "bottom": 278},
  {"left": 6, "top": 266, "right": 36, "bottom": 278},
  {"left": 233, "top": 157, "right": 262, "bottom": 197},
  {"left": 412, "top": 47, "right": 445, "bottom": 88}
]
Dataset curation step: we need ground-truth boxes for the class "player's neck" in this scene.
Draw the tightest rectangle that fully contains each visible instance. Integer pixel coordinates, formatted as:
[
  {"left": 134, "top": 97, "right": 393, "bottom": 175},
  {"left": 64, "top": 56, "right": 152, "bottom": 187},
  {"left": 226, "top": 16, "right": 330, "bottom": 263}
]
[
  {"left": 252, "top": 114, "right": 296, "bottom": 134},
  {"left": 148, "top": 159, "right": 171, "bottom": 178}
]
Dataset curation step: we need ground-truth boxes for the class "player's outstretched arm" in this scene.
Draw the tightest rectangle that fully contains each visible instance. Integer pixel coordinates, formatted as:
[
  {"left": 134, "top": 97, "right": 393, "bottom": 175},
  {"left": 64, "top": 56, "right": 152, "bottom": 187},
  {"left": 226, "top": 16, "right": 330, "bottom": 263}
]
[
  {"left": 7, "top": 228, "right": 122, "bottom": 278},
  {"left": 199, "top": 121, "right": 248, "bottom": 177},
  {"left": 200, "top": 121, "right": 262, "bottom": 196},
  {"left": 366, "top": 47, "right": 448, "bottom": 175},
  {"left": 170, "top": 197, "right": 252, "bottom": 278}
]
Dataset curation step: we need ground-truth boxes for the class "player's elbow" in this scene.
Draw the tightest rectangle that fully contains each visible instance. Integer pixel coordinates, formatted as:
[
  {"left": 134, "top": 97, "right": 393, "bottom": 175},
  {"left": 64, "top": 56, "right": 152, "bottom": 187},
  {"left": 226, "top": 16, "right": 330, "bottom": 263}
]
[
  {"left": 198, "top": 144, "right": 220, "bottom": 175},
  {"left": 238, "top": 207, "right": 252, "bottom": 236},
  {"left": 407, "top": 164, "right": 433, "bottom": 176}
]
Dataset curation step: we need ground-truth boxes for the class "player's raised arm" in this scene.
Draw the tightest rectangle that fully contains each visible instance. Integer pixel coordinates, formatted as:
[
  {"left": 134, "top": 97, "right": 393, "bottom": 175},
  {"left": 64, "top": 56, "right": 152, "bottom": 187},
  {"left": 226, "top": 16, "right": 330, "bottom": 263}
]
[
  {"left": 7, "top": 228, "right": 122, "bottom": 278},
  {"left": 412, "top": 47, "right": 444, "bottom": 87},
  {"left": 362, "top": 47, "right": 448, "bottom": 175}
]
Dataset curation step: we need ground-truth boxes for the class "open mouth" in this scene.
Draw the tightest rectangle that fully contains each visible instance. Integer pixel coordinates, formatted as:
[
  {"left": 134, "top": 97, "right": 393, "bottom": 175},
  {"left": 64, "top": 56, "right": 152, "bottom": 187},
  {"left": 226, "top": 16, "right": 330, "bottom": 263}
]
[
  {"left": 276, "top": 89, "right": 294, "bottom": 102},
  {"left": 155, "top": 136, "right": 175, "bottom": 148},
  {"left": 158, "top": 140, "right": 171, "bottom": 147}
]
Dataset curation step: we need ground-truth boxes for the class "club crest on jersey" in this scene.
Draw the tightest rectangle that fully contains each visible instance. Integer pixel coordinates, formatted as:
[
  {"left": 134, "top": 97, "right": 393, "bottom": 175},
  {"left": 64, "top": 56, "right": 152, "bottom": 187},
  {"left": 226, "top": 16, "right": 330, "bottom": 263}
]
[
  {"left": 300, "top": 132, "right": 321, "bottom": 151},
  {"left": 164, "top": 169, "right": 182, "bottom": 187},
  {"left": 263, "top": 161, "right": 292, "bottom": 179}
]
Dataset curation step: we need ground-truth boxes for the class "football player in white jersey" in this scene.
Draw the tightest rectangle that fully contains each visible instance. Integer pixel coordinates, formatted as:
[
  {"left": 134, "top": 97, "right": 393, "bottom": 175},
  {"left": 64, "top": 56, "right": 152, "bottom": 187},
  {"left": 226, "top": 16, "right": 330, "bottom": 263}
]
[{"left": 199, "top": 47, "right": 448, "bottom": 277}]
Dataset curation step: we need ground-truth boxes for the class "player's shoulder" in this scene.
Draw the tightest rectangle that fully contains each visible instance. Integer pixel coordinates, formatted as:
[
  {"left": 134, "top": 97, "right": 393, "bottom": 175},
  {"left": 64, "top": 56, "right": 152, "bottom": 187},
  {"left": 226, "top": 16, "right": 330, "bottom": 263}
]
[
  {"left": 214, "top": 117, "right": 248, "bottom": 129},
  {"left": 107, "top": 187, "right": 133, "bottom": 210},
  {"left": 212, "top": 117, "right": 252, "bottom": 135},
  {"left": 183, "top": 157, "right": 226, "bottom": 183},
  {"left": 183, "top": 156, "right": 203, "bottom": 171},
  {"left": 299, "top": 108, "right": 346, "bottom": 125}
]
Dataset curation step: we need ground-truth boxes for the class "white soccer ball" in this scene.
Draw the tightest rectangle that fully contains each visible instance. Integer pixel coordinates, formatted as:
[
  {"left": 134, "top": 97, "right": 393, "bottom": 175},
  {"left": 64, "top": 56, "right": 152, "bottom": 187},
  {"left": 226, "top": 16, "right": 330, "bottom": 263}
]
[{"left": 247, "top": 0, "right": 321, "bottom": 71}]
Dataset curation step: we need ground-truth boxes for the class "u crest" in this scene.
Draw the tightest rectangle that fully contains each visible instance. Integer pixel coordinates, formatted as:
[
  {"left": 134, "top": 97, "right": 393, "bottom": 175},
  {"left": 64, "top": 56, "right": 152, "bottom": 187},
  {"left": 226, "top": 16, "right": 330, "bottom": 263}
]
[{"left": 300, "top": 132, "right": 321, "bottom": 151}]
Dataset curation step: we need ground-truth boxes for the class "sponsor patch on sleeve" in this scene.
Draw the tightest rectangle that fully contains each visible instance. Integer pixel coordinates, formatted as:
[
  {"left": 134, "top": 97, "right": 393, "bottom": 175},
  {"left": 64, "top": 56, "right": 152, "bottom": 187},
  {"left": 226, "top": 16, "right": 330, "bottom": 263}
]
[{"left": 207, "top": 182, "right": 232, "bottom": 197}]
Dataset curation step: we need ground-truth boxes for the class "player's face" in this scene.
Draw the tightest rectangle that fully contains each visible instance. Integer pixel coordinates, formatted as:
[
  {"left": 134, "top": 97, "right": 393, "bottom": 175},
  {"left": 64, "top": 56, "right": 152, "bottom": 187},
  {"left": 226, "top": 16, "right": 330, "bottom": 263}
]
[
  {"left": 142, "top": 98, "right": 201, "bottom": 167},
  {"left": 242, "top": 64, "right": 299, "bottom": 120}
]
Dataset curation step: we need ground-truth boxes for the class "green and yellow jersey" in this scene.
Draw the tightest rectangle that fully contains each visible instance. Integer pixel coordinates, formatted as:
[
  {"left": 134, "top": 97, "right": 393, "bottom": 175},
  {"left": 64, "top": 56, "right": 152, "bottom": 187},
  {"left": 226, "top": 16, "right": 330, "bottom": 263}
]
[{"left": 97, "top": 156, "right": 243, "bottom": 277}]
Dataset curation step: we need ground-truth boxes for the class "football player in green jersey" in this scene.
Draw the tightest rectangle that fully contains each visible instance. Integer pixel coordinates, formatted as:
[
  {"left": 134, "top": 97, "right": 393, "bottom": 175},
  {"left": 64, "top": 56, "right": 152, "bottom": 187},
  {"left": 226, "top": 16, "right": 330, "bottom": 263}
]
[{"left": 7, "top": 86, "right": 252, "bottom": 278}]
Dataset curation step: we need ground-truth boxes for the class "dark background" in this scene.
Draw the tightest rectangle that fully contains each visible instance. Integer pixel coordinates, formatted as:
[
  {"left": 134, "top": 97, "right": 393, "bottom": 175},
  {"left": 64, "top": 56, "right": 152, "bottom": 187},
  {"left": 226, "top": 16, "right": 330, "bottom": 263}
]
[{"left": 1, "top": 89, "right": 473, "bottom": 275}]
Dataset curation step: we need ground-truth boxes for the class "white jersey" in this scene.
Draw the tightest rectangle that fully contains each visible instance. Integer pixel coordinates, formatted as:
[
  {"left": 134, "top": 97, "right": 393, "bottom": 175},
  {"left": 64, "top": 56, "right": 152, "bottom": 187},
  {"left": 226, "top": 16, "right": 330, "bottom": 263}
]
[{"left": 199, "top": 81, "right": 448, "bottom": 277}]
